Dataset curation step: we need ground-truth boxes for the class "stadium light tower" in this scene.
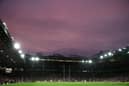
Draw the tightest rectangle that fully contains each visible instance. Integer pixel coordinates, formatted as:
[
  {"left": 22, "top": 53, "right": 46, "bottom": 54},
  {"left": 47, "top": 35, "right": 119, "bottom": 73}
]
[{"left": 14, "top": 42, "right": 21, "bottom": 49}]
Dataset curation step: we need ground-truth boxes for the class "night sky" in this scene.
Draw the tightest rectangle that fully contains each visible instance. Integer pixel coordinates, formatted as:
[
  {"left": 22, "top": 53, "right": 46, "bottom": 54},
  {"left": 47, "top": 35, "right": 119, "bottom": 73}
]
[{"left": 0, "top": 0, "right": 129, "bottom": 56}]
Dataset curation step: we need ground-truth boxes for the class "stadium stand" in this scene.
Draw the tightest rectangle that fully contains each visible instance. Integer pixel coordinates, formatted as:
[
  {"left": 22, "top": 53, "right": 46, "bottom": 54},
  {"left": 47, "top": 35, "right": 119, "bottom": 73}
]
[{"left": 0, "top": 20, "right": 129, "bottom": 85}]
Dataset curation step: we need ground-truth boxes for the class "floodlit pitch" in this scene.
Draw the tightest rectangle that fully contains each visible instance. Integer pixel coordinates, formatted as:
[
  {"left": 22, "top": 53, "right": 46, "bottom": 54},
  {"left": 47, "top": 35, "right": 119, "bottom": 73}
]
[{"left": 2, "top": 82, "right": 129, "bottom": 86}]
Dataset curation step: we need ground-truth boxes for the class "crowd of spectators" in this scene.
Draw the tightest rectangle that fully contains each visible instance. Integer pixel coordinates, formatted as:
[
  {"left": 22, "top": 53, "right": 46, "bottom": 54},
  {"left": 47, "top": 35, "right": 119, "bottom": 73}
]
[{"left": 0, "top": 73, "right": 129, "bottom": 85}]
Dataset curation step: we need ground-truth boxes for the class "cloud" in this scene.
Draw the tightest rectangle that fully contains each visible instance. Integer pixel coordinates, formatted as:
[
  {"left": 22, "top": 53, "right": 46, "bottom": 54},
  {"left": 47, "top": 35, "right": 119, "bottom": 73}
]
[{"left": 0, "top": 0, "right": 129, "bottom": 55}]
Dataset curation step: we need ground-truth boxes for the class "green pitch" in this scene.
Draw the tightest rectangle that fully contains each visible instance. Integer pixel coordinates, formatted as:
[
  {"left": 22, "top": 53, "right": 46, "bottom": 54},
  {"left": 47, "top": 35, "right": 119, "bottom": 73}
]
[{"left": 2, "top": 82, "right": 129, "bottom": 86}]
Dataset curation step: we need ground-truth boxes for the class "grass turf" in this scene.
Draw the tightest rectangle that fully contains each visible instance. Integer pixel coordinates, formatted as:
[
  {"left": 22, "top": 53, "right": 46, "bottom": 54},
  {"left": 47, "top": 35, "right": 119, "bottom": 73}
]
[{"left": 2, "top": 82, "right": 129, "bottom": 86}]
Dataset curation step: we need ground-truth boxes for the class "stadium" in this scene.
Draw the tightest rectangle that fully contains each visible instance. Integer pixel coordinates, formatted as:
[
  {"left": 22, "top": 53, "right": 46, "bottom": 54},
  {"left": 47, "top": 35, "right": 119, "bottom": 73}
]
[{"left": 0, "top": 19, "right": 129, "bottom": 86}]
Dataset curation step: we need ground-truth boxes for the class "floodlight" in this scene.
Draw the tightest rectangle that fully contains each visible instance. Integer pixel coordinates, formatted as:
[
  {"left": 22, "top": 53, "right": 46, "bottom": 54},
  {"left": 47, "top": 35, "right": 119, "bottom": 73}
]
[
  {"left": 118, "top": 48, "right": 122, "bottom": 52},
  {"left": 30, "top": 57, "right": 40, "bottom": 61},
  {"left": 81, "top": 60, "right": 85, "bottom": 63},
  {"left": 30, "top": 57, "right": 35, "bottom": 61},
  {"left": 108, "top": 52, "right": 113, "bottom": 56},
  {"left": 100, "top": 55, "right": 104, "bottom": 59},
  {"left": 21, "top": 54, "right": 25, "bottom": 59},
  {"left": 88, "top": 60, "right": 92, "bottom": 64},
  {"left": 5, "top": 68, "right": 12, "bottom": 73},
  {"left": 35, "top": 57, "right": 40, "bottom": 61},
  {"left": 127, "top": 51, "right": 129, "bottom": 54},
  {"left": 123, "top": 47, "right": 126, "bottom": 50},
  {"left": 3, "top": 22, "right": 8, "bottom": 29},
  {"left": 14, "top": 42, "right": 21, "bottom": 49},
  {"left": 3, "top": 22, "right": 7, "bottom": 26},
  {"left": 104, "top": 54, "right": 107, "bottom": 57},
  {"left": 18, "top": 50, "right": 23, "bottom": 54}
]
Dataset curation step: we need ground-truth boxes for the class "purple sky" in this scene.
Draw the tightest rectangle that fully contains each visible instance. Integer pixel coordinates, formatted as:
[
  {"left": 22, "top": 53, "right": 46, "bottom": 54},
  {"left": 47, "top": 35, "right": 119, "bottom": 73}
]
[{"left": 0, "top": 0, "right": 129, "bottom": 55}]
